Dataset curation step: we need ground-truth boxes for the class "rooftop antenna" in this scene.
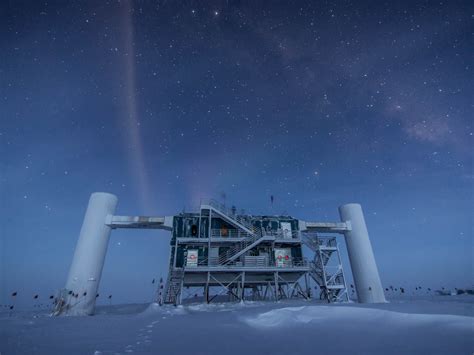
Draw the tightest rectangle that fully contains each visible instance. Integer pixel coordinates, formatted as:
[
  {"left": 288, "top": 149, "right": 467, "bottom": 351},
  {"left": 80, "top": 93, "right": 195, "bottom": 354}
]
[
  {"left": 10, "top": 292, "right": 17, "bottom": 317},
  {"left": 220, "top": 192, "right": 227, "bottom": 207},
  {"left": 151, "top": 278, "right": 156, "bottom": 302}
]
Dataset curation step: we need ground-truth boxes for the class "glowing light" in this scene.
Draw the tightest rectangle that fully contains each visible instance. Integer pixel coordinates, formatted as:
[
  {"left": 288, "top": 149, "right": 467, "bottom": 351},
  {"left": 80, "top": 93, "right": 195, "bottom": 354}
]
[{"left": 120, "top": 1, "right": 154, "bottom": 213}]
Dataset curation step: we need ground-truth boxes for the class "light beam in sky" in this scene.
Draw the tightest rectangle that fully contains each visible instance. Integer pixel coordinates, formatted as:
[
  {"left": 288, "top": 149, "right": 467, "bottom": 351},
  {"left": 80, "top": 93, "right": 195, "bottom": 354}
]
[{"left": 121, "top": 1, "right": 154, "bottom": 213}]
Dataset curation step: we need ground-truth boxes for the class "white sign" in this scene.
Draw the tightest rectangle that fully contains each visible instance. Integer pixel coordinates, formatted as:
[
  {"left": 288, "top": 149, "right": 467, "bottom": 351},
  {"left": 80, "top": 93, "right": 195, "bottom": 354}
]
[
  {"left": 186, "top": 249, "right": 198, "bottom": 267},
  {"left": 274, "top": 248, "right": 291, "bottom": 267}
]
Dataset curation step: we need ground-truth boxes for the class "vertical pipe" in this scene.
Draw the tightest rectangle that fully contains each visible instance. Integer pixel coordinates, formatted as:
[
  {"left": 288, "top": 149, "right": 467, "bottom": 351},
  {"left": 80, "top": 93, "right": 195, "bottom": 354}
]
[
  {"left": 63, "top": 192, "right": 118, "bottom": 315},
  {"left": 339, "top": 203, "right": 386, "bottom": 303},
  {"left": 208, "top": 209, "right": 211, "bottom": 238},
  {"left": 304, "top": 273, "right": 310, "bottom": 299},
  {"left": 205, "top": 271, "right": 210, "bottom": 303},
  {"left": 336, "top": 242, "right": 350, "bottom": 302},
  {"left": 274, "top": 271, "right": 279, "bottom": 301},
  {"left": 241, "top": 271, "right": 246, "bottom": 301}
]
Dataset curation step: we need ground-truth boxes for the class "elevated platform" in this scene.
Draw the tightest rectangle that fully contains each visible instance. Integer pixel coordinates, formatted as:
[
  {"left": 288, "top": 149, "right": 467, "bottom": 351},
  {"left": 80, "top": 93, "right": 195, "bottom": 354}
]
[
  {"left": 183, "top": 268, "right": 309, "bottom": 286},
  {"left": 59, "top": 192, "right": 385, "bottom": 316}
]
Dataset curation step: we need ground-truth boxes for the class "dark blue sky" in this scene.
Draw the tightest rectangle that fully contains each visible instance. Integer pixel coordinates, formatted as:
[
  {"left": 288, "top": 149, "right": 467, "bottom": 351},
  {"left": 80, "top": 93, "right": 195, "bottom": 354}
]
[{"left": 1, "top": 0, "right": 472, "bottom": 307}]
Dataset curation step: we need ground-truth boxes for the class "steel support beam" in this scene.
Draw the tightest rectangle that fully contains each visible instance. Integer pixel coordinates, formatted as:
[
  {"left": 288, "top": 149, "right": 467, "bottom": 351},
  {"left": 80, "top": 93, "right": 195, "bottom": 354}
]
[
  {"left": 299, "top": 220, "right": 350, "bottom": 233},
  {"left": 105, "top": 215, "right": 173, "bottom": 230}
]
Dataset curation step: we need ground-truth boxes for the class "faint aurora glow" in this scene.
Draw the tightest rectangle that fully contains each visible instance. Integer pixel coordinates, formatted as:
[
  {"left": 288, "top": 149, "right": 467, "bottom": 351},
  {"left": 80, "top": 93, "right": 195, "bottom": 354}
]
[{"left": 121, "top": 1, "right": 154, "bottom": 213}]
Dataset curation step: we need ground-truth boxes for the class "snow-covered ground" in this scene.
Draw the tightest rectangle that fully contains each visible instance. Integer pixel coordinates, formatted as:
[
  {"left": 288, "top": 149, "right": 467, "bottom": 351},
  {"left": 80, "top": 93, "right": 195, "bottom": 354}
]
[{"left": 1, "top": 296, "right": 473, "bottom": 355}]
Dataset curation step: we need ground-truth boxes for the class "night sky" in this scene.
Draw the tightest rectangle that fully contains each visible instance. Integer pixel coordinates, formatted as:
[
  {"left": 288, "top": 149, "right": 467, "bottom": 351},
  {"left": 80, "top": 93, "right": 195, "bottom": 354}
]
[{"left": 1, "top": 1, "right": 472, "bottom": 307}]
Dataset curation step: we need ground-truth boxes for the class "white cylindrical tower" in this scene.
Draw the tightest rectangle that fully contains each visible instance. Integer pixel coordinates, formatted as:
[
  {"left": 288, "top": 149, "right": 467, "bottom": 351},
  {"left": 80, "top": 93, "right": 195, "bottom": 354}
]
[
  {"left": 339, "top": 203, "right": 386, "bottom": 303},
  {"left": 63, "top": 192, "right": 118, "bottom": 315}
]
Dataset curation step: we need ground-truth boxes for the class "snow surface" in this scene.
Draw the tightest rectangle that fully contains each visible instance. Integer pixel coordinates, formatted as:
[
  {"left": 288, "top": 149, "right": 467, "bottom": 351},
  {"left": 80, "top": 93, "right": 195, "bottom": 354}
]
[{"left": 1, "top": 296, "right": 473, "bottom": 354}]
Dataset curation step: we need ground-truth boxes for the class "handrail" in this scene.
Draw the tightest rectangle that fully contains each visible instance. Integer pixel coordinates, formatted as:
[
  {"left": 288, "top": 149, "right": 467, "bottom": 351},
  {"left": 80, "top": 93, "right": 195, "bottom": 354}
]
[
  {"left": 201, "top": 198, "right": 258, "bottom": 235},
  {"left": 184, "top": 256, "right": 309, "bottom": 268},
  {"left": 301, "top": 233, "right": 337, "bottom": 249},
  {"left": 210, "top": 229, "right": 252, "bottom": 238},
  {"left": 263, "top": 229, "right": 300, "bottom": 239},
  {"left": 221, "top": 228, "right": 266, "bottom": 263}
]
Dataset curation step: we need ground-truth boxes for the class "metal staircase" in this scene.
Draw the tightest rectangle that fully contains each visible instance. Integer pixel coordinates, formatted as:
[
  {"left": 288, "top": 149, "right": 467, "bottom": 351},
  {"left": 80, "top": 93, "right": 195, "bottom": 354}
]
[
  {"left": 302, "top": 233, "right": 349, "bottom": 302},
  {"left": 163, "top": 268, "right": 184, "bottom": 305},
  {"left": 201, "top": 199, "right": 259, "bottom": 236},
  {"left": 200, "top": 199, "right": 269, "bottom": 265},
  {"left": 219, "top": 236, "right": 275, "bottom": 264}
]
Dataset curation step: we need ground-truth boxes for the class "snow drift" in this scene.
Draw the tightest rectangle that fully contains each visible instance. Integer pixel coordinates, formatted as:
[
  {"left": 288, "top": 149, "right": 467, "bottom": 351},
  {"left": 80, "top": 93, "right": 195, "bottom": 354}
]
[{"left": 1, "top": 297, "right": 473, "bottom": 355}]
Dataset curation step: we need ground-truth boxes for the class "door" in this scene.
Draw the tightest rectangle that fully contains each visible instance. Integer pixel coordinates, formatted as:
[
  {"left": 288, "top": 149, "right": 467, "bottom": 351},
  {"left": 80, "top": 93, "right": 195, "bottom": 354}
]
[{"left": 280, "top": 222, "right": 292, "bottom": 239}]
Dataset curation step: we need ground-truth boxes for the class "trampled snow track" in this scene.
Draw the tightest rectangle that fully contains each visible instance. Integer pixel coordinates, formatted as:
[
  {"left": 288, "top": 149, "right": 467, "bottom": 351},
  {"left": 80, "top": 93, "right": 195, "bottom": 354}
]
[{"left": 1, "top": 297, "right": 473, "bottom": 355}]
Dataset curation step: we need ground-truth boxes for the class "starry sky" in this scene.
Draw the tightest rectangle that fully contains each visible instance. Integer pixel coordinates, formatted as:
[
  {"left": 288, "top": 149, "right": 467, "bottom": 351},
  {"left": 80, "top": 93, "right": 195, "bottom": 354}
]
[{"left": 1, "top": 0, "right": 472, "bottom": 307}]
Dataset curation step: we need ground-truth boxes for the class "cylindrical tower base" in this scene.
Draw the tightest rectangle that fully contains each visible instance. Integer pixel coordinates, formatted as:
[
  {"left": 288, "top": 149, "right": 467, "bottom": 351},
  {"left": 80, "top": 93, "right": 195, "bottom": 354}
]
[
  {"left": 62, "top": 192, "right": 118, "bottom": 315},
  {"left": 339, "top": 203, "right": 386, "bottom": 303}
]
